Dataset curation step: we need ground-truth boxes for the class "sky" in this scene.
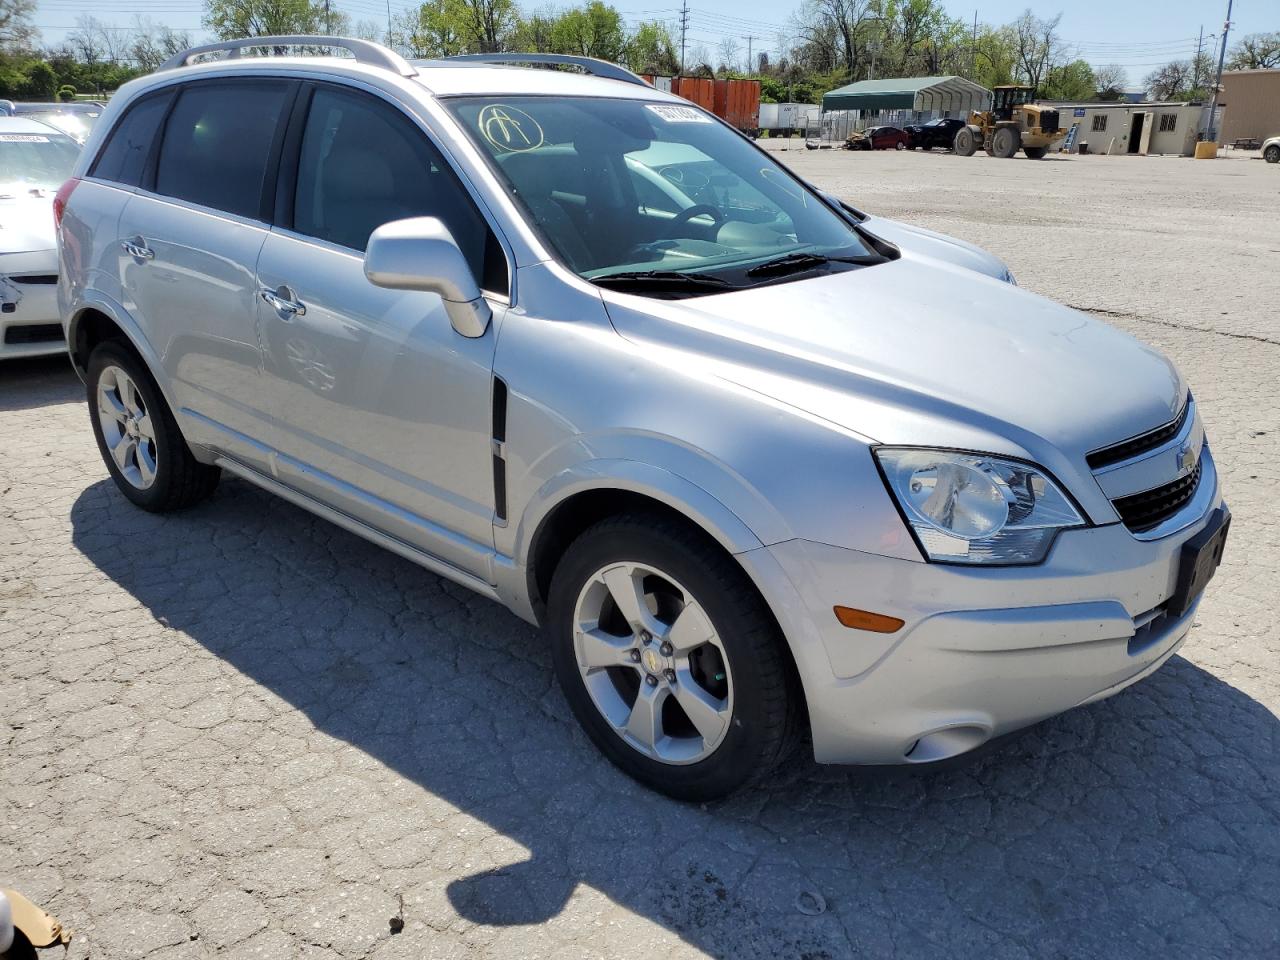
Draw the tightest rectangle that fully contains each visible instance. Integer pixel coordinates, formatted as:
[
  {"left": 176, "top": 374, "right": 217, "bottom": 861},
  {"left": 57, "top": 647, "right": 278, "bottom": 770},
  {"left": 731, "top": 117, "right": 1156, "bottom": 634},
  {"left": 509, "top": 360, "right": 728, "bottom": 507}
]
[{"left": 29, "top": 0, "right": 1276, "bottom": 87}]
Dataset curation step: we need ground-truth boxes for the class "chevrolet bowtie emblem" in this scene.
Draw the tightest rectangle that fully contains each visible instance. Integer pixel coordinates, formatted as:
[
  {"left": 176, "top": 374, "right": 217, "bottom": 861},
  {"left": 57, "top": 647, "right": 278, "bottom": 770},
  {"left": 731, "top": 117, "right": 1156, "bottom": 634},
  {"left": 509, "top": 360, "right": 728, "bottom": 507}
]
[{"left": 1177, "top": 441, "right": 1197, "bottom": 474}]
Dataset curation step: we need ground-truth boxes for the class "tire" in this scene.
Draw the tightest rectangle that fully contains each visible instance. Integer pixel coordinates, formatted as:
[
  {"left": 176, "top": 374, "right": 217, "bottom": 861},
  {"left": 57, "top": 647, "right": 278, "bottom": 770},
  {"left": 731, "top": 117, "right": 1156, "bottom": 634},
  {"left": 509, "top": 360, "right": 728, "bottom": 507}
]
[
  {"left": 546, "top": 514, "right": 798, "bottom": 800},
  {"left": 992, "top": 126, "right": 1019, "bottom": 158},
  {"left": 1266, "top": 144, "right": 1280, "bottom": 164},
  {"left": 895, "top": 140, "right": 906, "bottom": 150},
  {"left": 1024, "top": 145, "right": 1048, "bottom": 159},
  {"left": 87, "top": 340, "right": 220, "bottom": 512},
  {"left": 953, "top": 127, "right": 977, "bottom": 156}
]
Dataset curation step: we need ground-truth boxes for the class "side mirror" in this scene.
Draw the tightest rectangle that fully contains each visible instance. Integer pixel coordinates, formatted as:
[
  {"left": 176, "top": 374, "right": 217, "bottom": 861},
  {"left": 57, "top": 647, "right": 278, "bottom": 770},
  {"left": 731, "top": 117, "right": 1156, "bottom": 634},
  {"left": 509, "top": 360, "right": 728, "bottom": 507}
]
[{"left": 364, "top": 217, "right": 492, "bottom": 338}]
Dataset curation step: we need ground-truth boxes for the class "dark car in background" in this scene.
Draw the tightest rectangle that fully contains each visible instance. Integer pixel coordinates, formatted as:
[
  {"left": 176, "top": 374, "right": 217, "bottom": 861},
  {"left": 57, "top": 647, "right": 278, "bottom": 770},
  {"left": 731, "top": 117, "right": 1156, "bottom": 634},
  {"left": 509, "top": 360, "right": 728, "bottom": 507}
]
[
  {"left": 903, "top": 117, "right": 968, "bottom": 151},
  {"left": 846, "top": 125, "right": 911, "bottom": 151}
]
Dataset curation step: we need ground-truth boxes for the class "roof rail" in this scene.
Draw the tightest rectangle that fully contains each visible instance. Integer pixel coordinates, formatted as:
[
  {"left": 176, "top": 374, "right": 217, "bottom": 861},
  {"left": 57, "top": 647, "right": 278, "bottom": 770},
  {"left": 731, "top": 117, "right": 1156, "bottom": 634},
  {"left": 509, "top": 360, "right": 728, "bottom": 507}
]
[
  {"left": 158, "top": 36, "right": 417, "bottom": 77},
  {"left": 442, "top": 53, "right": 649, "bottom": 87}
]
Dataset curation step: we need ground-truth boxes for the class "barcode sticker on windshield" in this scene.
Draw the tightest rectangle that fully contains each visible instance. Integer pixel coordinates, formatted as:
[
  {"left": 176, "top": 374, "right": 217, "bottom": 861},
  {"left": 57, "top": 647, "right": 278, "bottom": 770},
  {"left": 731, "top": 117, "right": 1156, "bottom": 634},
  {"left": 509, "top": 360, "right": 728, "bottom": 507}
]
[
  {"left": 0, "top": 134, "right": 51, "bottom": 142},
  {"left": 645, "top": 105, "right": 712, "bottom": 124}
]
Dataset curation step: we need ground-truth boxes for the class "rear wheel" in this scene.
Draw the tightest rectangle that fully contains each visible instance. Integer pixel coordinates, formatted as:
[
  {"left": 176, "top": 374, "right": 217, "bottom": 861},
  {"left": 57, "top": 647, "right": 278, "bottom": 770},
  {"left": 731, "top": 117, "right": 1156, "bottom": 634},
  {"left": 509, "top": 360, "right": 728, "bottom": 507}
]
[
  {"left": 1024, "top": 145, "right": 1048, "bottom": 159},
  {"left": 87, "top": 341, "right": 220, "bottom": 511},
  {"left": 953, "top": 127, "right": 978, "bottom": 156},
  {"left": 992, "top": 127, "right": 1019, "bottom": 158},
  {"left": 547, "top": 515, "right": 797, "bottom": 800},
  {"left": 895, "top": 140, "right": 906, "bottom": 150},
  {"left": 1266, "top": 144, "right": 1280, "bottom": 163}
]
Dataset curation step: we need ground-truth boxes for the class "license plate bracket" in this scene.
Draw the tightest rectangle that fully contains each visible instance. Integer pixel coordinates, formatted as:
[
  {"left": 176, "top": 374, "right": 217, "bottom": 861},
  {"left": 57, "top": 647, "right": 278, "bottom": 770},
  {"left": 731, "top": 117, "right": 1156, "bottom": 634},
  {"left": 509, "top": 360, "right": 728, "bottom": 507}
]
[{"left": 1167, "top": 506, "right": 1230, "bottom": 619}]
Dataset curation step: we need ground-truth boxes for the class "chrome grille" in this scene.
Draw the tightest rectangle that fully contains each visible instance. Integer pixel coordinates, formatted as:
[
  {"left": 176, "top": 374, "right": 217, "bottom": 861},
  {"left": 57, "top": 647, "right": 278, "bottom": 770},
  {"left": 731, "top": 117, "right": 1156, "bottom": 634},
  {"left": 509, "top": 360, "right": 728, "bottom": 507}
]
[
  {"left": 1111, "top": 457, "right": 1202, "bottom": 533},
  {"left": 1087, "top": 398, "right": 1190, "bottom": 469}
]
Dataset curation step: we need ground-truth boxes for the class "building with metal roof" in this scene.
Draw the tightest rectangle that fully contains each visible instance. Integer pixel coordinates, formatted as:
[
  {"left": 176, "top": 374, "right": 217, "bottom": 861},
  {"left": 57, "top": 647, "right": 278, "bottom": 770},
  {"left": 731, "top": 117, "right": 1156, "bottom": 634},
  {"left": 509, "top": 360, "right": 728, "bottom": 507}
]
[{"left": 820, "top": 76, "right": 992, "bottom": 115}]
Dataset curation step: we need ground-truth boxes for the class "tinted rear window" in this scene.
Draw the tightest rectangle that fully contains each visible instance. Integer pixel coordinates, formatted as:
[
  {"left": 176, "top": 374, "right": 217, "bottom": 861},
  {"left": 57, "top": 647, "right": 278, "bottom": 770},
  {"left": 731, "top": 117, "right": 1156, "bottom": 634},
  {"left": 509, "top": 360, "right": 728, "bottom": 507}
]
[
  {"left": 91, "top": 92, "right": 172, "bottom": 186},
  {"left": 155, "top": 81, "right": 291, "bottom": 219}
]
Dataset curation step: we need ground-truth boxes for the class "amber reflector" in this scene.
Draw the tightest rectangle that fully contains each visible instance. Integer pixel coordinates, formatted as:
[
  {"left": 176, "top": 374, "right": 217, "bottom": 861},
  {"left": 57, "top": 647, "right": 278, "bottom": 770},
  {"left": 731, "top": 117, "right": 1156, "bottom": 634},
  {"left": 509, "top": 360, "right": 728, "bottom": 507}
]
[{"left": 833, "top": 606, "right": 905, "bottom": 633}]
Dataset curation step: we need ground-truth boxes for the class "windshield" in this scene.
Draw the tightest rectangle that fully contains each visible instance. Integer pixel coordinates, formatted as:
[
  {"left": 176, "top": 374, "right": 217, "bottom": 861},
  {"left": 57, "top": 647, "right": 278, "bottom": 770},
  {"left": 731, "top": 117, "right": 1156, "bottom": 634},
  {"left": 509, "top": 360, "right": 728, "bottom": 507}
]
[
  {"left": 446, "top": 96, "right": 874, "bottom": 287},
  {"left": 0, "top": 131, "right": 80, "bottom": 193},
  {"left": 26, "top": 111, "right": 99, "bottom": 142}
]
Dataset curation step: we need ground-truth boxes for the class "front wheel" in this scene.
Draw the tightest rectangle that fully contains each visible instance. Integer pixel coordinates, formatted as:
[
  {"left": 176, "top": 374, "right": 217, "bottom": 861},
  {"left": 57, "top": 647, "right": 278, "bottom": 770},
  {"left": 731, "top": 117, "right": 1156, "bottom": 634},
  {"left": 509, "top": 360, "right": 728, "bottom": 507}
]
[
  {"left": 954, "top": 127, "right": 978, "bottom": 156},
  {"left": 1266, "top": 144, "right": 1280, "bottom": 163},
  {"left": 547, "top": 515, "right": 797, "bottom": 800},
  {"left": 895, "top": 140, "right": 906, "bottom": 150},
  {"left": 991, "top": 126, "right": 1019, "bottom": 158}
]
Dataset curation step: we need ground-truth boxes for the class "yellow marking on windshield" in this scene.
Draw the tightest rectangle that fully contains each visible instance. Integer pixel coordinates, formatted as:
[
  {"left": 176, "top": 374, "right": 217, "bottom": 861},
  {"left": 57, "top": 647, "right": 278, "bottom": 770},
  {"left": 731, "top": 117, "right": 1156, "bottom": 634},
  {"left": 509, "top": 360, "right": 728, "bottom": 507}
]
[{"left": 479, "top": 104, "right": 545, "bottom": 153}]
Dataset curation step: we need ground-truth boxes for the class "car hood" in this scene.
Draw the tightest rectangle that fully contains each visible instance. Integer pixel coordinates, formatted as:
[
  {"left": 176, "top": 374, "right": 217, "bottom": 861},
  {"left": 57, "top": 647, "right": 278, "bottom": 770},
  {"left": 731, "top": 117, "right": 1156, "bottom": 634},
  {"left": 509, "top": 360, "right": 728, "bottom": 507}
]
[
  {"left": 601, "top": 255, "right": 1184, "bottom": 485},
  {"left": 0, "top": 191, "right": 56, "bottom": 257},
  {"left": 858, "top": 215, "right": 1010, "bottom": 281}
]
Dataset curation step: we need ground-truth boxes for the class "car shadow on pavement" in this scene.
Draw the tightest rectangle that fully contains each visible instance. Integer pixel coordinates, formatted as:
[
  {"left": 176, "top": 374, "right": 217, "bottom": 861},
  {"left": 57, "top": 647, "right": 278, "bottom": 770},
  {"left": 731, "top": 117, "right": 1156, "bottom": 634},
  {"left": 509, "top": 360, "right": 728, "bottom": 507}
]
[
  {"left": 69, "top": 475, "right": 1280, "bottom": 958},
  {"left": 0, "top": 355, "right": 79, "bottom": 412}
]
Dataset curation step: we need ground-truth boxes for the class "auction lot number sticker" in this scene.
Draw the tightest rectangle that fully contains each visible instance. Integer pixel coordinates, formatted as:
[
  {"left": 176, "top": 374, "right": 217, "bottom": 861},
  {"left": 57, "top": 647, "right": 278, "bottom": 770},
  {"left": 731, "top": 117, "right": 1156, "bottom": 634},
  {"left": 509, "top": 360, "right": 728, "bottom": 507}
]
[{"left": 645, "top": 105, "right": 712, "bottom": 124}]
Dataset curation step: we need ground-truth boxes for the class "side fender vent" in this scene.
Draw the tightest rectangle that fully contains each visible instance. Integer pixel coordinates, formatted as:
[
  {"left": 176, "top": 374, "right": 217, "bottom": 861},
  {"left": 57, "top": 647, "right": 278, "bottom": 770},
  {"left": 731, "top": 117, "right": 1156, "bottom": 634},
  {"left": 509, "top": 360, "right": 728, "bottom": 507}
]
[{"left": 492, "top": 377, "right": 509, "bottom": 523}]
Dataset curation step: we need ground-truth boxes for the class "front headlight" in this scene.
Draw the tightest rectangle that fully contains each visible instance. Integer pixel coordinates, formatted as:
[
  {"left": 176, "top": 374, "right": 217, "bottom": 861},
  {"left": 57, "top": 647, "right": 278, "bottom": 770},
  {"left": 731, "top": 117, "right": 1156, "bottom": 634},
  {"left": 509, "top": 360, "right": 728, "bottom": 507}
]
[{"left": 875, "top": 448, "right": 1084, "bottom": 565}]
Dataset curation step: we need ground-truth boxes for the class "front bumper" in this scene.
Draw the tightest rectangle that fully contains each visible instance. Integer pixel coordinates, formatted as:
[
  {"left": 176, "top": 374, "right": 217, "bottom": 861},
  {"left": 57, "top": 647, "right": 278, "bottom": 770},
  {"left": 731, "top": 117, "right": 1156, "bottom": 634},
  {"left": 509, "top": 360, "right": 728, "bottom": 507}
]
[
  {"left": 1, "top": 250, "right": 65, "bottom": 361},
  {"left": 745, "top": 450, "right": 1224, "bottom": 765}
]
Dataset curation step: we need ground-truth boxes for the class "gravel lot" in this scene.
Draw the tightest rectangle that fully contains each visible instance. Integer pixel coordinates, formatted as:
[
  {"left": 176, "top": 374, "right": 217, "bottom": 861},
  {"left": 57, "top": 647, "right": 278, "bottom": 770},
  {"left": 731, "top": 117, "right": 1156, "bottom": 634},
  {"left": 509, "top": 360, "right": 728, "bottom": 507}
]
[{"left": 3, "top": 148, "right": 1278, "bottom": 960}]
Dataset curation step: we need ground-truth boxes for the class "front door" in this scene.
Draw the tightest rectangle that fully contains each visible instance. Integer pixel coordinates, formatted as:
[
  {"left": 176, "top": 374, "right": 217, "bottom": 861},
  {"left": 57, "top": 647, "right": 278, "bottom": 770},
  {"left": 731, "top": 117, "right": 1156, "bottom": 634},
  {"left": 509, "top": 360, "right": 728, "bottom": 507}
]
[
  {"left": 116, "top": 78, "right": 296, "bottom": 466},
  {"left": 257, "top": 83, "right": 508, "bottom": 577}
]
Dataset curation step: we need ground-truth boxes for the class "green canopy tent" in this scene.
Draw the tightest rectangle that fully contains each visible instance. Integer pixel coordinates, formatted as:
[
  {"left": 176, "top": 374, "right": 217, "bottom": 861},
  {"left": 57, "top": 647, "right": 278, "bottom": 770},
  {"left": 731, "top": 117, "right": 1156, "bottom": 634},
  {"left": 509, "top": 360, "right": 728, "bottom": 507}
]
[{"left": 821, "top": 76, "right": 992, "bottom": 116}]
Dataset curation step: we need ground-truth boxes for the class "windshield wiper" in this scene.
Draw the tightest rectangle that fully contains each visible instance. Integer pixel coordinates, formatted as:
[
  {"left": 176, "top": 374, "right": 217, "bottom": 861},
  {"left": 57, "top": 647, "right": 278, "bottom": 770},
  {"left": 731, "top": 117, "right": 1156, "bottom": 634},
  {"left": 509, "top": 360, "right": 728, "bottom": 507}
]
[
  {"left": 590, "top": 270, "right": 737, "bottom": 292},
  {"left": 744, "top": 251, "right": 883, "bottom": 278}
]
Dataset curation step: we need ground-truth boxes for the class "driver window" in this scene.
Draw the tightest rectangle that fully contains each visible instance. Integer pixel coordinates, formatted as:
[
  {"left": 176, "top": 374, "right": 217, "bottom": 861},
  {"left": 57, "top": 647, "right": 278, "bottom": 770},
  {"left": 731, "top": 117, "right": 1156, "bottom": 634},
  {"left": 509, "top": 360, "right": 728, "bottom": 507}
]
[{"left": 293, "top": 86, "right": 507, "bottom": 295}]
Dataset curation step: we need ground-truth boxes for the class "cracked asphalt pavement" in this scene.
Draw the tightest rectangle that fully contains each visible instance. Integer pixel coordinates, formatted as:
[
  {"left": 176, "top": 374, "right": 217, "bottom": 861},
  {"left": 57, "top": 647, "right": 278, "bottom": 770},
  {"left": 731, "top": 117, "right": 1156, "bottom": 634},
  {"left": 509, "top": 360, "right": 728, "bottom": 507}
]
[{"left": 3, "top": 148, "right": 1279, "bottom": 959}]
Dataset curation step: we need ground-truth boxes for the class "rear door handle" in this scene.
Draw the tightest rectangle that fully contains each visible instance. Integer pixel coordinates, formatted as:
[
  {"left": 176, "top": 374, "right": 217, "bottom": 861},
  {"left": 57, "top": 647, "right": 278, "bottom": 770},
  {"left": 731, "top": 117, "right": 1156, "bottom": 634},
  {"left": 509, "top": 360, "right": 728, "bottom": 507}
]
[
  {"left": 121, "top": 237, "right": 154, "bottom": 261},
  {"left": 260, "top": 285, "right": 307, "bottom": 319}
]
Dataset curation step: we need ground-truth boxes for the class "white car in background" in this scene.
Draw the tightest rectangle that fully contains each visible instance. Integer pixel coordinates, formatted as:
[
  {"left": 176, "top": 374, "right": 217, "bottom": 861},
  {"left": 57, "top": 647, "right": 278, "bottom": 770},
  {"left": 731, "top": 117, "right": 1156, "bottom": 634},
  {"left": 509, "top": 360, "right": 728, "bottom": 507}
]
[
  {"left": 0, "top": 116, "right": 80, "bottom": 360},
  {"left": 1264, "top": 136, "right": 1279, "bottom": 164}
]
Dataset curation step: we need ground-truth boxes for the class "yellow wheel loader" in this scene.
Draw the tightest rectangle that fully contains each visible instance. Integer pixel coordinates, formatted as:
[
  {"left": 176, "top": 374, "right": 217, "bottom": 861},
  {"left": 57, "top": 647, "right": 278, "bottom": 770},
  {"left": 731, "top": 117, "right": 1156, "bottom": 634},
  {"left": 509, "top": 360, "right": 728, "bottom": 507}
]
[{"left": 953, "top": 85, "right": 1064, "bottom": 159}]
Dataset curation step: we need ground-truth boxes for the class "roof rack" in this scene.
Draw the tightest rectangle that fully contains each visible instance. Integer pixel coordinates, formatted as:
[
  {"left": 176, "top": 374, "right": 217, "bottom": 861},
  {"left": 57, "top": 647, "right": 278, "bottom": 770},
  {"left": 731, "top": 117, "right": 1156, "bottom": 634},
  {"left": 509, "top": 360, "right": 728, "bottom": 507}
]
[
  {"left": 442, "top": 53, "right": 649, "bottom": 88},
  {"left": 158, "top": 36, "right": 417, "bottom": 77}
]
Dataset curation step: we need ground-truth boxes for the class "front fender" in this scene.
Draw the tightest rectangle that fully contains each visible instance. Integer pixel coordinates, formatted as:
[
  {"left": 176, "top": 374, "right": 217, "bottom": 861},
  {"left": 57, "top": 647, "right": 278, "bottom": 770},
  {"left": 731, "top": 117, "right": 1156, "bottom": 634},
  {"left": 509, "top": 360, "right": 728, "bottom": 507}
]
[{"left": 498, "top": 454, "right": 774, "bottom": 622}]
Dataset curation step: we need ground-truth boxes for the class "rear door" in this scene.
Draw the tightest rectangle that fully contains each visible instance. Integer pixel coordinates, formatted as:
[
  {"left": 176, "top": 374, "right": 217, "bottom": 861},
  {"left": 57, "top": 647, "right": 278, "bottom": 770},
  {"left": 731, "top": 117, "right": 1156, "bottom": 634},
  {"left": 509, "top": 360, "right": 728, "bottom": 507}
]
[
  {"left": 255, "top": 82, "right": 508, "bottom": 576},
  {"left": 116, "top": 77, "right": 296, "bottom": 465},
  {"left": 62, "top": 91, "right": 175, "bottom": 345}
]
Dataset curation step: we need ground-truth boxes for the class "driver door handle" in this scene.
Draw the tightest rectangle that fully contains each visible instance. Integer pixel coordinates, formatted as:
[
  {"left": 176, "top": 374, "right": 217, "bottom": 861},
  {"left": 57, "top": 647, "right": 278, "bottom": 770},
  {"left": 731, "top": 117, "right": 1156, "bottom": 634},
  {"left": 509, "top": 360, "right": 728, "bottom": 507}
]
[
  {"left": 121, "top": 237, "right": 154, "bottom": 261},
  {"left": 260, "top": 285, "right": 307, "bottom": 319}
]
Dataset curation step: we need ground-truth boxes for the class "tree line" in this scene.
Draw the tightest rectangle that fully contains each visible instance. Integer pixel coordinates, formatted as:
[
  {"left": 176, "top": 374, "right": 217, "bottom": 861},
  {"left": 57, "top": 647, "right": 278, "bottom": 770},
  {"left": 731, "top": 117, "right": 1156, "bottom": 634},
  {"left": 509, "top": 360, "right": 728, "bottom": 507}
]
[{"left": 0, "top": 0, "right": 1276, "bottom": 105}]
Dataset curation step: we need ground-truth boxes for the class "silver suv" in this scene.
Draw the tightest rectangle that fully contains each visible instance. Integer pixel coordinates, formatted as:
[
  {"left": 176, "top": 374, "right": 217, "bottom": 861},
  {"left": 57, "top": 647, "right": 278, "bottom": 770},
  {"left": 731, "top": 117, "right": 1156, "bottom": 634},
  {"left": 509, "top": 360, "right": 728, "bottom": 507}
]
[{"left": 57, "top": 38, "right": 1228, "bottom": 799}]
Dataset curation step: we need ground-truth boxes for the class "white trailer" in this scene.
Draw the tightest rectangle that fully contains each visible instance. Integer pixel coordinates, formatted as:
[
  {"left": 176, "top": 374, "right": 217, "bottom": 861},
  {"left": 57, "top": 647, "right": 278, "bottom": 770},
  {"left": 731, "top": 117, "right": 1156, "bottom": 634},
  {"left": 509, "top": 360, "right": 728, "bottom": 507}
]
[{"left": 759, "top": 102, "right": 819, "bottom": 134}]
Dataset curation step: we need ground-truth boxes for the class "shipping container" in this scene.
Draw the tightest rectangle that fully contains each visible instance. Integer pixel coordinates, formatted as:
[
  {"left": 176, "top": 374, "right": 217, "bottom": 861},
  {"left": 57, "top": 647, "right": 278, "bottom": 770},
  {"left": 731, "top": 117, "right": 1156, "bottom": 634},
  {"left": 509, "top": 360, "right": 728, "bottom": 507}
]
[
  {"left": 713, "top": 79, "right": 761, "bottom": 133},
  {"left": 642, "top": 76, "right": 762, "bottom": 133}
]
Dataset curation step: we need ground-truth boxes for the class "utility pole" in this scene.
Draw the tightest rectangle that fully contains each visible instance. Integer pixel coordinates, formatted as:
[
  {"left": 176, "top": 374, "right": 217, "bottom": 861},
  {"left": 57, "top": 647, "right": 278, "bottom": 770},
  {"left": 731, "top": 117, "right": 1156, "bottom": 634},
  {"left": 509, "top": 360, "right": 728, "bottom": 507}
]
[
  {"left": 1206, "top": 0, "right": 1233, "bottom": 143},
  {"left": 324, "top": 0, "right": 331, "bottom": 35},
  {"left": 387, "top": 0, "right": 394, "bottom": 47},
  {"left": 680, "top": 0, "right": 689, "bottom": 75},
  {"left": 1194, "top": 24, "right": 1204, "bottom": 90},
  {"left": 970, "top": 10, "right": 978, "bottom": 79},
  {"left": 746, "top": 35, "right": 754, "bottom": 74}
]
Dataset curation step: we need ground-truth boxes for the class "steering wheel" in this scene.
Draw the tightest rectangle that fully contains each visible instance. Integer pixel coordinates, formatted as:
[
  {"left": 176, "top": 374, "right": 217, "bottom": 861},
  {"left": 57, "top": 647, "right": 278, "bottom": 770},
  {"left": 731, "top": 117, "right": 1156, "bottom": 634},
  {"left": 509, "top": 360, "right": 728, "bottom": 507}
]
[{"left": 666, "top": 203, "right": 725, "bottom": 234}]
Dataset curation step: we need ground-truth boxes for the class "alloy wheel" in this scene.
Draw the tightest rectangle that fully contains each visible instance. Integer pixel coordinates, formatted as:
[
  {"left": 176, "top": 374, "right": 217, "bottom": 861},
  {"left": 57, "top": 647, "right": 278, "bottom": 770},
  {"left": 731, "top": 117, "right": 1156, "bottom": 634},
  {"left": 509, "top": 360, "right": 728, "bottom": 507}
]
[
  {"left": 96, "top": 365, "right": 158, "bottom": 490},
  {"left": 572, "top": 561, "right": 733, "bottom": 764}
]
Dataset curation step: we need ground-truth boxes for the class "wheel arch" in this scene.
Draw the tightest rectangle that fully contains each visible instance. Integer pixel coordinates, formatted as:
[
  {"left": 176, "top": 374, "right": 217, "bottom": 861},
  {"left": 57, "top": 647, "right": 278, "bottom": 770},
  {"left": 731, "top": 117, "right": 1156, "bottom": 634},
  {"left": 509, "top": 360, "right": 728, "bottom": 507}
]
[
  {"left": 515, "top": 461, "right": 767, "bottom": 626},
  {"left": 67, "top": 297, "right": 187, "bottom": 420}
]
